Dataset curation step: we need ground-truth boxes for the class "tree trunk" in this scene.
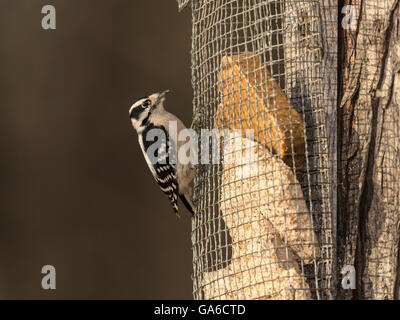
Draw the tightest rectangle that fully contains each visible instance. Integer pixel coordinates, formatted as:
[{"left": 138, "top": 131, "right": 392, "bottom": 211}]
[{"left": 338, "top": 0, "right": 400, "bottom": 299}]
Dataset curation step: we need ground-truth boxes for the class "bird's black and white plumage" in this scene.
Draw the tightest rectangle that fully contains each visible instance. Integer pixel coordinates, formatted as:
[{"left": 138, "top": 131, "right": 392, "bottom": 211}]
[{"left": 129, "top": 90, "right": 195, "bottom": 216}]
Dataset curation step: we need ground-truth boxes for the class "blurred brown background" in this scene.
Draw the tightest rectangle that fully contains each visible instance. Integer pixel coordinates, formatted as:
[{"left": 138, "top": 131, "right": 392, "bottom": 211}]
[{"left": 0, "top": 0, "right": 193, "bottom": 299}]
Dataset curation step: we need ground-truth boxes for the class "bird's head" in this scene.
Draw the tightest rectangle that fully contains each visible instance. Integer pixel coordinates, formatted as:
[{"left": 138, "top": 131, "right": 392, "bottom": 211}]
[{"left": 129, "top": 90, "right": 169, "bottom": 131}]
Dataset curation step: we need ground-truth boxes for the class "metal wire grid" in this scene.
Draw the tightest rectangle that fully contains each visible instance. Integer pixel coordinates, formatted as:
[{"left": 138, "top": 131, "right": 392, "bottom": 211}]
[{"left": 188, "top": 0, "right": 333, "bottom": 299}]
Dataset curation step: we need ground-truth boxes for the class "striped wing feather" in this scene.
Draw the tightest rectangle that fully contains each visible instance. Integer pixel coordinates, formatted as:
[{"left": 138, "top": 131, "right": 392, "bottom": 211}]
[{"left": 140, "top": 125, "right": 179, "bottom": 215}]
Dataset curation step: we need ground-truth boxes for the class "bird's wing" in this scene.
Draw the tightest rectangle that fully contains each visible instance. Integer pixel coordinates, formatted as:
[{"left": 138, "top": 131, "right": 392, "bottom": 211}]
[{"left": 139, "top": 125, "right": 179, "bottom": 215}]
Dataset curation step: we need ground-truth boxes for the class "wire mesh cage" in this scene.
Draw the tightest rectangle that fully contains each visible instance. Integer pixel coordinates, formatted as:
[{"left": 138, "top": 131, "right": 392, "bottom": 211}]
[{"left": 179, "top": 0, "right": 335, "bottom": 300}]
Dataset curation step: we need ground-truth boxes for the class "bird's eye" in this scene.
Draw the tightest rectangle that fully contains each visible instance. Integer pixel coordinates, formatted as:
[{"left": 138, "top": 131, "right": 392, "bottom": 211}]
[{"left": 142, "top": 99, "right": 151, "bottom": 108}]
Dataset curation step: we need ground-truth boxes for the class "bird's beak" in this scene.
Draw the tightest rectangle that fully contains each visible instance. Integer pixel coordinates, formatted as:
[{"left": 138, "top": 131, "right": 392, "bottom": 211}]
[{"left": 156, "top": 90, "right": 170, "bottom": 103}]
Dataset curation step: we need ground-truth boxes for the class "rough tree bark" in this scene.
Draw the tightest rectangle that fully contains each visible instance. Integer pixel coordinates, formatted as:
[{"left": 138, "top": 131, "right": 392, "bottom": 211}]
[{"left": 338, "top": 0, "right": 400, "bottom": 299}]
